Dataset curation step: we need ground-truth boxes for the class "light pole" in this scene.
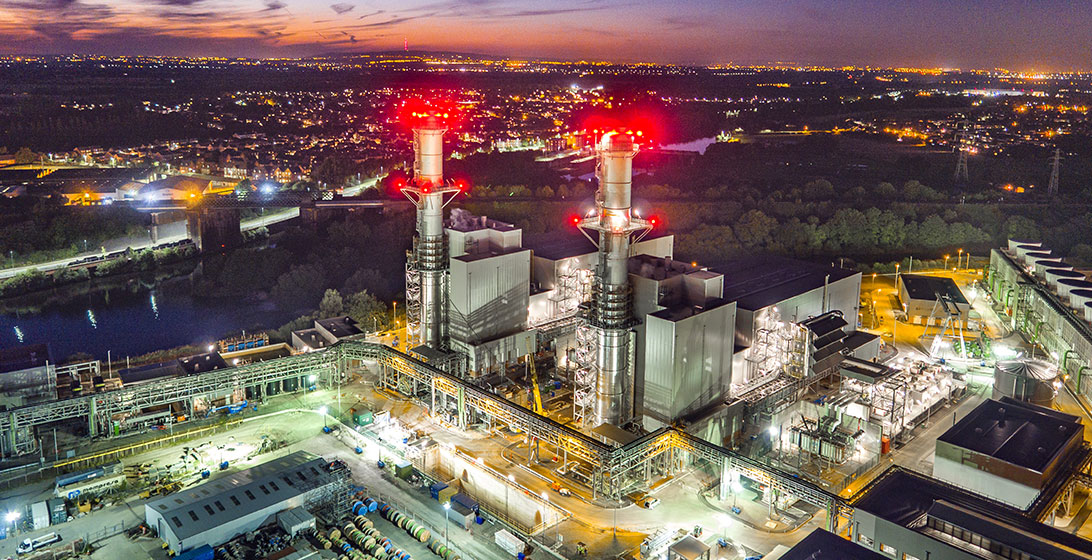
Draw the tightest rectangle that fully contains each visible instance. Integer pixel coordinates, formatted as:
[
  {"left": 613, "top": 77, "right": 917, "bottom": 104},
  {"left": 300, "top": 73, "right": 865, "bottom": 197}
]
[
  {"left": 957, "top": 248, "right": 963, "bottom": 270},
  {"left": 442, "top": 502, "right": 450, "bottom": 548},
  {"left": 944, "top": 254, "right": 950, "bottom": 271},
  {"left": 7, "top": 250, "right": 12, "bottom": 268},
  {"left": 319, "top": 406, "right": 328, "bottom": 430},
  {"left": 6, "top": 510, "right": 20, "bottom": 537},
  {"left": 895, "top": 262, "right": 901, "bottom": 287}
]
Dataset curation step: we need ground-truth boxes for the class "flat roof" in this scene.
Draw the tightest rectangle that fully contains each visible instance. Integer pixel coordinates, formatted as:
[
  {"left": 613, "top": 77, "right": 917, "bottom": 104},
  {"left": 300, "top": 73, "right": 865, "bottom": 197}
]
[
  {"left": 178, "top": 352, "right": 229, "bottom": 375},
  {"left": 853, "top": 467, "right": 1092, "bottom": 560},
  {"left": 525, "top": 230, "right": 670, "bottom": 261},
  {"left": 146, "top": 451, "right": 333, "bottom": 542},
  {"left": 648, "top": 298, "right": 731, "bottom": 322},
  {"left": 668, "top": 535, "right": 710, "bottom": 560},
  {"left": 777, "top": 529, "right": 886, "bottom": 560},
  {"left": 291, "top": 328, "right": 329, "bottom": 349},
  {"left": 839, "top": 356, "right": 897, "bottom": 384},
  {"left": 315, "top": 316, "right": 362, "bottom": 339},
  {"left": 714, "top": 255, "right": 857, "bottom": 311},
  {"left": 899, "top": 274, "right": 968, "bottom": 304},
  {"left": 937, "top": 398, "right": 1081, "bottom": 472},
  {"left": 0, "top": 344, "right": 51, "bottom": 374}
]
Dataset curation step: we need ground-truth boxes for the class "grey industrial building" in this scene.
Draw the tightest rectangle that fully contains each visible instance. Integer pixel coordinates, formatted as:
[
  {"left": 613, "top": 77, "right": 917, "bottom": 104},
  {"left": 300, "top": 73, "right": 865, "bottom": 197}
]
[
  {"left": 897, "top": 273, "right": 971, "bottom": 326},
  {"left": 851, "top": 466, "right": 1092, "bottom": 560},
  {"left": 933, "top": 397, "right": 1084, "bottom": 510},
  {"left": 772, "top": 529, "right": 887, "bottom": 560},
  {"left": 144, "top": 451, "right": 342, "bottom": 554}
]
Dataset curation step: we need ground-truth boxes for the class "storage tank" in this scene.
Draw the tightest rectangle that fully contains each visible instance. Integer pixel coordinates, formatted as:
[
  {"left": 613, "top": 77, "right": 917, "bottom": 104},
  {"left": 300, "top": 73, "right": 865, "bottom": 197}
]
[
  {"left": 1058, "top": 279, "right": 1092, "bottom": 304},
  {"left": 1008, "top": 239, "right": 1041, "bottom": 253},
  {"left": 1032, "top": 259, "right": 1066, "bottom": 279},
  {"left": 1046, "top": 268, "right": 1084, "bottom": 291},
  {"left": 992, "top": 360, "right": 1059, "bottom": 407}
]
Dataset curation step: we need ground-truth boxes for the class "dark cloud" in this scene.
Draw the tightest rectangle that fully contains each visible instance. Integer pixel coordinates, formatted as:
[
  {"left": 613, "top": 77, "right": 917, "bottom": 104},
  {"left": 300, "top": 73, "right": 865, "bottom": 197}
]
[
  {"left": 263, "top": 0, "right": 286, "bottom": 11},
  {"left": 358, "top": 10, "right": 384, "bottom": 20},
  {"left": 358, "top": 13, "right": 437, "bottom": 28},
  {"left": 153, "top": 0, "right": 206, "bottom": 6},
  {"left": 330, "top": 3, "right": 354, "bottom": 15}
]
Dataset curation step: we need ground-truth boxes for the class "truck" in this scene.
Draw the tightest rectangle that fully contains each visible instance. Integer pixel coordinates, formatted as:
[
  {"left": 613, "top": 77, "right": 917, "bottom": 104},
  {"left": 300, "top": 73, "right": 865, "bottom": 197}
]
[
  {"left": 30, "top": 501, "right": 50, "bottom": 531},
  {"left": 16, "top": 532, "right": 61, "bottom": 554}
]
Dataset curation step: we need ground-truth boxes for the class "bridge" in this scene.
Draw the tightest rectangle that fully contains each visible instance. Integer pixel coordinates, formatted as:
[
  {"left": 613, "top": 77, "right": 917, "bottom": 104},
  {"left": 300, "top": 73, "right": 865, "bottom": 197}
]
[
  {"left": 0, "top": 339, "right": 850, "bottom": 529},
  {"left": 130, "top": 191, "right": 386, "bottom": 251}
]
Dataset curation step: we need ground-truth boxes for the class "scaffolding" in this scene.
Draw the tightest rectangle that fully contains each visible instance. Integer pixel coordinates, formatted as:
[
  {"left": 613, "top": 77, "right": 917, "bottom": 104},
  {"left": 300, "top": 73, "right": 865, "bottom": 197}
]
[
  {"left": 571, "top": 324, "right": 599, "bottom": 428},
  {"left": 404, "top": 255, "right": 422, "bottom": 347}
]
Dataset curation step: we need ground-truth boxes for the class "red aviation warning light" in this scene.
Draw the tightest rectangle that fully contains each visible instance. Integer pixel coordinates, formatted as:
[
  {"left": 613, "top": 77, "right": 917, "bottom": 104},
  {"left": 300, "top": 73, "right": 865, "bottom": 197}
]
[
  {"left": 570, "top": 215, "right": 581, "bottom": 226},
  {"left": 648, "top": 215, "right": 658, "bottom": 226},
  {"left": 398, "top": 98, "right": 462, "bottom": 129}
]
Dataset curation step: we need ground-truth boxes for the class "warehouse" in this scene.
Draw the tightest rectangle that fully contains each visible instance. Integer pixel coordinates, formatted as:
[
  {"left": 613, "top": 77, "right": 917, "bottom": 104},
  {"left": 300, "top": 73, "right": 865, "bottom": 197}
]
[{"left": 144, "top": 451, "right": 342, "bottom": 554}]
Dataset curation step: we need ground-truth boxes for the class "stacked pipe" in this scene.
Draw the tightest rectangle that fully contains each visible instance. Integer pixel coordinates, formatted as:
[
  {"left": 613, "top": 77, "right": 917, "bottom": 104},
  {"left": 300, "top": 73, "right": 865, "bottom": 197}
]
[{"left": 379, "top": 500, "right": 460, "bottom": 560}]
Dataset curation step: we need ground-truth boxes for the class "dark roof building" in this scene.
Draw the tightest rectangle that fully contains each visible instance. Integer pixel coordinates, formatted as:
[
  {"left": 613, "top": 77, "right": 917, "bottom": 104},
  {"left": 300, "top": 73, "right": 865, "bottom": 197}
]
[
  {"left": 851, "top": 467, "right": 1092, "bottom": 560},
  {"left": 933, "top": 397, "right": 1084, "bottom": 509},
  {"left": 774, "top": 529, "right": 887, "bottom": 560}
]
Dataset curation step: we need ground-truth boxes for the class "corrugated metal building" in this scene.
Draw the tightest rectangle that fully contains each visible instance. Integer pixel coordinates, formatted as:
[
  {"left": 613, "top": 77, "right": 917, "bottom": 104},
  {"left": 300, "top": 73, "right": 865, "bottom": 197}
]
[
  {"left": 144, "top": 451, "right": 337, "bottom": 554},
  {"left": 446, "top": 210, "right": 535, "bottom": 375}
]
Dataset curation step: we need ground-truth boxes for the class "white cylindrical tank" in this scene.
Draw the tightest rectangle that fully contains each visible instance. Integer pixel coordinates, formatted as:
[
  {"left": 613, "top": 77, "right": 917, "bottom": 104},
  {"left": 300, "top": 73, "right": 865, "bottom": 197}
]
[
  {"left": 992, "top": 360, "right": 1059, "bottom": 407},
  {"left": 414, "top": 126, "right": 445, "bottom": 187},
  {"left": 1058, "top": 279, "right": 1092, "bottom": 304},
  {"left": 1008, "top": 239, "right": 1041, "bottom": 253},
  {"left": 1070, "top": 289, "right": 1092, "bottom": 315},
  {"left": 1033, "top": 259, "right": 1066, "bottom": 279},
  {"left": 1016, "top": 244, "right": 1045, "bottom": 264},
  {"left": 1046, "top": 268, "right": 1084, "bottom": 291}
]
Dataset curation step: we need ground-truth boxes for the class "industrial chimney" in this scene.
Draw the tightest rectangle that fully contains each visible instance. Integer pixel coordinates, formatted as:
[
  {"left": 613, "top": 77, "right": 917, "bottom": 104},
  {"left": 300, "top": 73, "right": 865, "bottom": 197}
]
[
  {"left": 574, "top": 132, "right": 652, "bottom": 427},
  {"left": 401, "top": 108, "right": 461, "bottom": 350}
]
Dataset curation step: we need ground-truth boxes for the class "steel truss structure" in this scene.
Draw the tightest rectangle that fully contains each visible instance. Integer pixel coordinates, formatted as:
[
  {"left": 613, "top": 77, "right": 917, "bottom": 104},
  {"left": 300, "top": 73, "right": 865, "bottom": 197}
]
[{"left": 0, "top": 339, "right": 847, "bottom": 527}]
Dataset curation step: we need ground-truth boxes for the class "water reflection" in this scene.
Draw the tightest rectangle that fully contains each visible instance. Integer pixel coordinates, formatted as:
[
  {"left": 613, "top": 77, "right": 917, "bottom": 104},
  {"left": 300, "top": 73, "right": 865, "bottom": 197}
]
[{"left": 0, "top": 275, "right": 296, "bottom": 361}]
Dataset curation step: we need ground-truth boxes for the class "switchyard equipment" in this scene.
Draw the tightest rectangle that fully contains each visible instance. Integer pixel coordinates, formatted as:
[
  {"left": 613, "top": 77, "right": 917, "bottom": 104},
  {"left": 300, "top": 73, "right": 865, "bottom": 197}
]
[
  {"left": 573, "top": 132, "right": 654, "bottom": 428},
  {"left": 401, "top": 103, "right": 462, "bottom": 351}
]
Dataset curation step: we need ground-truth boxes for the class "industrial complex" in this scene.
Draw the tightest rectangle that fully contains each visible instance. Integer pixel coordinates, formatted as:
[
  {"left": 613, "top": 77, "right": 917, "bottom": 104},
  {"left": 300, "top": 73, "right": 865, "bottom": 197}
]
[{"left": 2, "top": 105, "right": 1092, "bottom": 560}]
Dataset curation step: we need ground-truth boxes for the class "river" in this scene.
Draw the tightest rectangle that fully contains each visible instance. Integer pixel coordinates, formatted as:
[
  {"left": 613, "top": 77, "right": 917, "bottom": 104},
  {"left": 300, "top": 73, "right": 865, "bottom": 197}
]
[{"left": 0, "top": 270, "right": 299, "bottom": 362}]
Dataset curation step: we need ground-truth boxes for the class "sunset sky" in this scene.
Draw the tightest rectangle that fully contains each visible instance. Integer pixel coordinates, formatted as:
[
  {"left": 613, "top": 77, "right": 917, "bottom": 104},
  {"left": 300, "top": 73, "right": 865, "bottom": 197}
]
[{"left": 1, "top": 0, "right": 1090, "bottom": 70}]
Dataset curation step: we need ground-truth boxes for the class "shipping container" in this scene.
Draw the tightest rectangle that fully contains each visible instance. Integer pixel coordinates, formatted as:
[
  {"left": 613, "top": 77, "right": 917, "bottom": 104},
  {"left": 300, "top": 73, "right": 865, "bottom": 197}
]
[
  {"left": 30, "top": 501, "right": 50, "bottom": 530},
  {"left": 394, "top": 460, "right": 413, "bottom": 480},
  {"left": 175, "top": 544, "right": 214, "bottom": 560},
  {"left": 451, "top": 492, "right": 478, "bottom": 513},
  {"left": 47, "top": 499, "right": 66, "bottom": 525},
  {"left": 429, "top": 482, "right": 449, "bottom": 500},
  {"left": 437, "top": 486, "right": 458, "bottom": 505}
]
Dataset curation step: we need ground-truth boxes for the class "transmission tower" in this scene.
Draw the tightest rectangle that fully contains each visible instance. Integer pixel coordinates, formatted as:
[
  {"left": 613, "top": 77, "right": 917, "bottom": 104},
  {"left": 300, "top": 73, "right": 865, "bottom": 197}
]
[
  {"left": 954, "top": 120, "right": 969, "bottom": 182},
  {"left": 1048, "top": 147, "right": 1062, "bottom": 198}
]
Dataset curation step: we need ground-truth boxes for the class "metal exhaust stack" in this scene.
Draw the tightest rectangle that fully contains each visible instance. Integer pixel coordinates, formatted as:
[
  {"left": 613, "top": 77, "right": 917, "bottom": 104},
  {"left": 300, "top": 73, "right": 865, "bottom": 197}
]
[
  {"left": 402, "top": 110, "right": 460, "bottom": 350},
  {"left": 576, "top": 132, "right": 652, "bottom": 427}
]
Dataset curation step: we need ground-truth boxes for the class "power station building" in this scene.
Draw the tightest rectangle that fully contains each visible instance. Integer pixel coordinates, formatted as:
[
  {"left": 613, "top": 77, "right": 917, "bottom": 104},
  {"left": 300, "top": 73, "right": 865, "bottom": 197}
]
[{"left": 399, "top": 114, "right": 874, "bottom": 447}]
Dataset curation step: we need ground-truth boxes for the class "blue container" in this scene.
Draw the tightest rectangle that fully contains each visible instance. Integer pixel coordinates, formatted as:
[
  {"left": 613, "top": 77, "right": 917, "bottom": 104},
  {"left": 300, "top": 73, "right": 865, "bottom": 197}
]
[
  {"left": 201, "top": 470, "right": 211, "bottom": 479},
  {"left": 451, "top": 492, "right": 478, "bottom": 513},
  {"left": 429, "top": 482, "right": 448, "bottom": 499},
  {"left": 475, "top": 516, "right": 484, "bottom": 524},
  {"left": 220, "top": 461, "right": 229, "bottom": 470},
  {"left": 553, "top": 381, "right": 562, "bottom": 389},
  {"left": 355, "top": 447, "right": 364, "bottom": 454},
  {"left": 176, "top": 545, "right": 215, "bottom": 560}
]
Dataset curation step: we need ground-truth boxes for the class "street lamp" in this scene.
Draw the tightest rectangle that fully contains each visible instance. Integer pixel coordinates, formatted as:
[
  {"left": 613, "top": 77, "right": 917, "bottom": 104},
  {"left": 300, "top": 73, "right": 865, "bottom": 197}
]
[
  {"left": 944, "top": 254, "right": 950, "bottom": 271},
  {"left": 7, "top": 250, "right": 12, "bottom": 269},
  {"left": 318, "top": 406, "right": 328, "bottom": 429},
  {"left": 442, "top": 502, "right": 450, "bottom": 548},
  {"left": 6, "top": 510, "right": 20, "bottom": 536},
  {"left": 895, "top": 262, "right": 901, "bottom": 287},
  {"left": 872, "top": 272, "right": 877, "bottom": 290},
  {"left": 957, "top": 248, "right": 963, "bottom": 270}
]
